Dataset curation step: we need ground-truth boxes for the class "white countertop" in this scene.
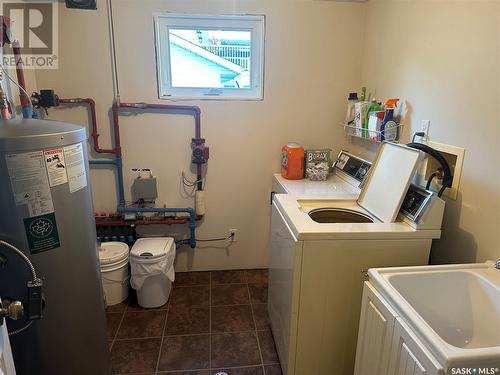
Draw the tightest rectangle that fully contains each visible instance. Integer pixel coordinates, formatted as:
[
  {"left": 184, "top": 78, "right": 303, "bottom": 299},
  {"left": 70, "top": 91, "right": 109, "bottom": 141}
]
[
  {"left": 274, "top": 194, "right": 442, "bottom": 241},
  {"left": 273, "top": 173, "right": 360, "bottom": 196}
]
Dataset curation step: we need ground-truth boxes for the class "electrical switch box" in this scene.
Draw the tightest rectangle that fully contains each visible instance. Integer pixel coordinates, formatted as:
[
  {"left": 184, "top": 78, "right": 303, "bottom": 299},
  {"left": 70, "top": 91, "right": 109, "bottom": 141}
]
[{"left": 132, "top": 176, "right": 158, "bottom": 203}]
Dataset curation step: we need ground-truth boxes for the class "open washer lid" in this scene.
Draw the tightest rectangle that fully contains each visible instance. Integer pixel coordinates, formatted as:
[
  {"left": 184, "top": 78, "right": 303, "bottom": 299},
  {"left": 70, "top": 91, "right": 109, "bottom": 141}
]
[{"left": 357, "top": 142, "right": 420, "bottom": 223}]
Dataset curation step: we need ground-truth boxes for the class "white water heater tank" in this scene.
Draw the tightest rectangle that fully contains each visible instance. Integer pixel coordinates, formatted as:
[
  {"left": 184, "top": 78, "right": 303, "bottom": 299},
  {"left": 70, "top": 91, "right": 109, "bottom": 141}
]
[{"left": 0, "top": 119, "right": 110, "bottom": 375}]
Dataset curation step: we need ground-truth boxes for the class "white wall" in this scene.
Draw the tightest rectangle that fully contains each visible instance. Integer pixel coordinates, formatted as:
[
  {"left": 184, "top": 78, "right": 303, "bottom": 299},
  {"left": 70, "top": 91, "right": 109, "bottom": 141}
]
[
  {"left": 346, "top": 0, "right": 500, "bottom": 263},
  {"left": 35, "top": 0, "right": 366, "bottom": 271},
  {"left": 36, "top": 0, "right": 498, "bottom": 268}
]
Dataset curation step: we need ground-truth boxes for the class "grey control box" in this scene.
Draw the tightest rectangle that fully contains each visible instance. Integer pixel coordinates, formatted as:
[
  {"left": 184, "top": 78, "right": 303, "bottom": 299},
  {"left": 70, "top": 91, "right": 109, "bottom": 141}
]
[{"left": 132, "top": 177, "right": 158, "bottom": 202}]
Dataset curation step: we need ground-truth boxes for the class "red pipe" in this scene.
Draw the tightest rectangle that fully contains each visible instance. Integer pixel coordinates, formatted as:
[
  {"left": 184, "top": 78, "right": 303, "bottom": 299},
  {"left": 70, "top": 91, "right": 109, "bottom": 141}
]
[
  {"left": 95, "top": 215, "right": 203, "bottom": 227},
  {"left": 57, "top": 100, "right": 202, "bottom": 158},
  {"left": 12, "top": 41, "right": 30, "bottom": 113},
  {"left": 58, "top": 98, "right": 116, "bottom": 155},
  {"left": 116, "top": 101, "right": 203, "bottom": 188},
  {"left": 118, "top": 102, "right": 201, "bottom": 139},
  {"left": 57, "top": 99, "right": 203, "bottom": 189},
  {"left": 112, "top": 102, "right": 122, "bottom": 157},
  {"left": 96, "top": 219, "right": 189, "bottom": 226}
]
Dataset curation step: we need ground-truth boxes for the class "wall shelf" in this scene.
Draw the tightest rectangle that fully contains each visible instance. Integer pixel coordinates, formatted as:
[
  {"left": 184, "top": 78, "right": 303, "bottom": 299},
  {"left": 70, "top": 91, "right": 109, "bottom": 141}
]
[{"left": 343, "top": 123, "right": 403, "bottom": 143}]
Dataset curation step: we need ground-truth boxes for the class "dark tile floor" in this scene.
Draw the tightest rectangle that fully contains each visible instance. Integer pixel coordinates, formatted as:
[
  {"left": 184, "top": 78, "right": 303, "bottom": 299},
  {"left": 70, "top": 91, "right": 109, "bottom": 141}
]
[{"left": 106, "top": 269, "right": 282, "bottom": 375}]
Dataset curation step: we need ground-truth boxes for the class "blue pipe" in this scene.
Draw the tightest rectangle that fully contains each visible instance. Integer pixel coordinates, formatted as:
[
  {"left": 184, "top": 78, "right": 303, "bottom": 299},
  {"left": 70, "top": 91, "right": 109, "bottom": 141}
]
[
  {"left": 89, "top": 159, "right": 197, "bottom": 248},
  {"left": 89, "top": 158, "right": 126, "bottom": 207},
  {"left": 119, "top": 207, "right": 197, "bottom": 248},
  {"left": 115, "top": 158, "right": 126, "bottom": 207},
  {"left": 22, "top": 106, "right": 31, "bottom": 119},
  {"left": 89, "top": 159, "right": 117, "bottom": 165}
]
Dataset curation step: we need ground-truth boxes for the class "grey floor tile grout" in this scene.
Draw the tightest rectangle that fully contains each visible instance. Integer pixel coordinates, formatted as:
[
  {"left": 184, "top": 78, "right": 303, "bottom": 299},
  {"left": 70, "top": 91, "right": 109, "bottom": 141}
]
[
  {"left": 211, "top": 363, "right": 271, "bottom": 371},
  {"left": 210, "top": 329, "right": 267, "bottom": 335},
  {"left": 211, "top": 302, "right": 253, "bottom": 308},
  {"left": 114, "top": 335, "right": 164, "bottom": 341},
  {"left": 114, "top": 332, "right": 211, "bottom": 341},
  {"left": 155, "top": 302, "right": 170, "bottom": 374},
  {"left": 173, "top": 284, "right": 210, "bottom": 288},
  {"left": 110, "top": 270, "right": 277, "bottom": 375},
  {"left": 248, "top": 282, "right": 265, "bottom": 369},
  {"left": 125, "top": 309, "right": 169, "bottom": 313},
  {"left": 110, "top": 307, "right": 126, "bottom": 352}
]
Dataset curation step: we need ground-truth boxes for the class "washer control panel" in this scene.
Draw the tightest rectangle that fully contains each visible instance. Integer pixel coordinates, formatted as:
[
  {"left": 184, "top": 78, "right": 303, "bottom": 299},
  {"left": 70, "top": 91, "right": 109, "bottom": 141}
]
[
  {"left": 334, "top": 151, "right": 372, "bottom": 184},
  {"left": 400, "top": 184, "right": 433, "bottom": 222}
]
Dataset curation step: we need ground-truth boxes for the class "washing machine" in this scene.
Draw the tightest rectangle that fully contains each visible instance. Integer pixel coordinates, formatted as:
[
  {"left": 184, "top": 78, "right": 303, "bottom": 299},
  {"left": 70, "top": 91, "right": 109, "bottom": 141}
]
[
  {"left": 268, "top": 142, "right": 445, "bottom": 375},
  {"left": 272, "top": 150, "right": 372, "bottom": 197}
]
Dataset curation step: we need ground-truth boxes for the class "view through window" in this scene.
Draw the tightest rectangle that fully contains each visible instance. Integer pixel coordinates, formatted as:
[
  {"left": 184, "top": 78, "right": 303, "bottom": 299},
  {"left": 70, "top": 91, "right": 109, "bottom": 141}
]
[
  {"left": 169, "top": 29, "right": 252, "bottom": 89},
  {"left": 155, "top": 14, "right": 264, "bottom": 99}
]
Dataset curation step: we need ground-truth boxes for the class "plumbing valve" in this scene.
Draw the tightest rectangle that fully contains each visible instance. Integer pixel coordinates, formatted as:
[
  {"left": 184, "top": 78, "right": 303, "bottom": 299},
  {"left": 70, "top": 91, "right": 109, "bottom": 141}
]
[
  {"left": 0, "top": 299, "right": 24, "bottom": 325},
  {"left": 191, "top": 138, "right": 209, "bottom": 165},
  {"left": 31, "top": 89, "right": 57, "bottom": 114}
]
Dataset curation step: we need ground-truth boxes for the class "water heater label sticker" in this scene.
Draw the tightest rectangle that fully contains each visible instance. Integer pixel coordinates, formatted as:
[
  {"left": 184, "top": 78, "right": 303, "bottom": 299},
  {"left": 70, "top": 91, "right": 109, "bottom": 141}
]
[
  {"left": 64, "top": 143, "right": 87, "bottom": 193},
  {"left": 5, "top": 151, "right": 55, "bottom": 217},
  {"left": 23, "top": 213, "right": 60, "bottom": 254},
  {"left": 44, "top": 148, "right": 68, "bottom": 187}
]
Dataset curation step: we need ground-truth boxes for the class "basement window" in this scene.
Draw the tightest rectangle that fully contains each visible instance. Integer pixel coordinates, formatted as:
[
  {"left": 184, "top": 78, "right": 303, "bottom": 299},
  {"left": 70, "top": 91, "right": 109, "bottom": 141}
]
[{"left": 154, "top": 13, "right": 265, "bottom": 100}]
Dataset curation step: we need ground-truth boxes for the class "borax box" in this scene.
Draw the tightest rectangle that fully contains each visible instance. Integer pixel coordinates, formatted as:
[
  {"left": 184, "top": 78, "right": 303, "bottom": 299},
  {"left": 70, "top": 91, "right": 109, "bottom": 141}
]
[{"left": 305, "top": 149, "right": 332, "bottom": 179}]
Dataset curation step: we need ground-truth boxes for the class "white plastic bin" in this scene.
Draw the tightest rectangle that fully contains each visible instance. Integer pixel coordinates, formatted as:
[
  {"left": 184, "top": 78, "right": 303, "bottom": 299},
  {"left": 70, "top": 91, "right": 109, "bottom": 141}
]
[
  {"left": 130, "top": 237, "right": 176, "bottom": 308},
  {"left": 98, "top": 242, "right": 130, "bottom": 306}
]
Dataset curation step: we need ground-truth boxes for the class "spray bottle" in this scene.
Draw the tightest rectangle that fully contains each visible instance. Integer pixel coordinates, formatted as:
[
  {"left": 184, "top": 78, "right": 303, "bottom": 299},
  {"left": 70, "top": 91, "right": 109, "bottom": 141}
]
[{"left": 380, "top": 98, "right": 400, "bottom": 141}]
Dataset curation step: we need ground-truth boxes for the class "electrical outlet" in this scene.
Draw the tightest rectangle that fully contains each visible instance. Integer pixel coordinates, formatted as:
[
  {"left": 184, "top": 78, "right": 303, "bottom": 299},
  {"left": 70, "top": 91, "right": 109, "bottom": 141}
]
[
  {"left": 229, "top": 229, "right": 238, "bottom": 242},
  {"left": 420, "top": 120, "right": 430, "bottom": 139}
]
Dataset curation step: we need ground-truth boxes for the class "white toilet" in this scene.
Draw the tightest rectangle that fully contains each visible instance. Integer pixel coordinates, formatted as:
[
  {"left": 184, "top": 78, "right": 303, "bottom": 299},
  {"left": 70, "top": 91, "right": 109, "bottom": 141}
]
[{"left": 129, "top": 237, "right": 176, "bottom": 308}]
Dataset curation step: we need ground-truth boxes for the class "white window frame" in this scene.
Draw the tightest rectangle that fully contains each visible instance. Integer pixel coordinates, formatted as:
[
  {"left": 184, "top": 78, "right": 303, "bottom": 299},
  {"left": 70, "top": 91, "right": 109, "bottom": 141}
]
[{"left": 154, "top": 13, "right": 265, "bottom": 100}]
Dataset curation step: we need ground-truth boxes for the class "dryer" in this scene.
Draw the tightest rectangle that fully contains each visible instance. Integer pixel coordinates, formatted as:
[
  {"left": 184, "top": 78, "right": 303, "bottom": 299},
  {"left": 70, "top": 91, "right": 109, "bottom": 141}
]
[{"left": 268, "top": 143, "right": 445, "bottom": 375}]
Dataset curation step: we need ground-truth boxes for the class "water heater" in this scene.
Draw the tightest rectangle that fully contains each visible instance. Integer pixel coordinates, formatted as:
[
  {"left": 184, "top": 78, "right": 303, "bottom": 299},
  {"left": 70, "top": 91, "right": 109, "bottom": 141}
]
[{"left": 0, "top": 119, "right": 110, "bottom": 374}]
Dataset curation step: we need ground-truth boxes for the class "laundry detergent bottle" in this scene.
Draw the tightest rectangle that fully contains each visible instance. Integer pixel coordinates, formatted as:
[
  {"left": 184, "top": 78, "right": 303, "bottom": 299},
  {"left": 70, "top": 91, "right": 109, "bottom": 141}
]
[{"left": 281, "top": 143, "right": 305, "bottom": 180}]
